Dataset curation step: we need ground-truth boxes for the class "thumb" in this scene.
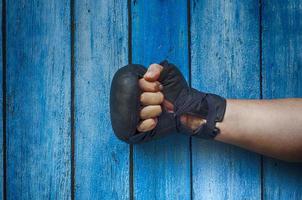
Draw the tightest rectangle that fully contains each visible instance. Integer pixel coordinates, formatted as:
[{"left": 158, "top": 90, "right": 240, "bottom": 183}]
[
  {"left": 180, "top": 114, "right": 206, "bottom": 131},
  {"left": 144, "top": 63, "right": 163, "bottom": 82}
]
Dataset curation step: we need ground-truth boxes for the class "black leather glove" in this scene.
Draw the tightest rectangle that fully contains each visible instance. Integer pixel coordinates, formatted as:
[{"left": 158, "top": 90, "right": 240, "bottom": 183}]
[{"left": 110, "top": 61, "right": 226, "bottom": 144}]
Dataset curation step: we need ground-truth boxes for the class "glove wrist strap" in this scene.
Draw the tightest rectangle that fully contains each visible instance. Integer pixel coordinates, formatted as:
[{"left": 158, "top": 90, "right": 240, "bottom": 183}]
[{"left": 174, "top": 89, "right": 226, "bottom": 139}]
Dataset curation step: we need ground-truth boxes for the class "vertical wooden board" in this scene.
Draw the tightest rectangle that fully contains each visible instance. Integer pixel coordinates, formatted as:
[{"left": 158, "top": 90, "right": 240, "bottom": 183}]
[
  {"left": 6, "top": 1, "right": 71, "bottom": 199},
  {"left": 132, "top": 1, "right": 190, "bottom": 199},
  {"left": 191, "top": 1, "right": 261, "bottom": 199},
  {"left": 262, "top": 0, "right": 302, "bottom": 199},
  {"left": 74, "top": 1, "right": 129, "bottom": 199}
]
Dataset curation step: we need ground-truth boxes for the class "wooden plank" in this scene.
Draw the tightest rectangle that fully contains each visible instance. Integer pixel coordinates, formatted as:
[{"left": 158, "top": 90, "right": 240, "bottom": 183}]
[
  {"left": 262, "top": 1, "right": 302, "bottom": 199},
  {"left": 74, "top": 1, "right": 129, "bottom": 199},
  {"left": 6, "top": 1, "right": 71, "bottom": 199},
  {"left": 131, "top": 1, "right": 190, "bottom": 199},
  {"left": 191, "top": 1, "right": 261, "bottom": 199}
]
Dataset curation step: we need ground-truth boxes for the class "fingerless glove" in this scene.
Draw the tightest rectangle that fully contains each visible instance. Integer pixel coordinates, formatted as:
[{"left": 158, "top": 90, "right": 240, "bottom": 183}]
[{"left": 110, "top": 61, "right": 226, "bottom": 144}]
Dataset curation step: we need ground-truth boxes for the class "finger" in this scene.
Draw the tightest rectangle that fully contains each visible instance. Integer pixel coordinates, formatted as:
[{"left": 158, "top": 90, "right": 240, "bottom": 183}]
[
  {"left": 139, "top": 78, "right": 163, "bottom": 92},
  {"left": 144, "top": 63, "right": 163, "bottom": 82},
  {"left": 137, "top": 118, "right": 158, "bottom": 132},
  {"left": 140, "top": 105, "right": 162, "bottom": 119},
  {"left": 140, "top": 92, "right": 164, "bottom": 105}
]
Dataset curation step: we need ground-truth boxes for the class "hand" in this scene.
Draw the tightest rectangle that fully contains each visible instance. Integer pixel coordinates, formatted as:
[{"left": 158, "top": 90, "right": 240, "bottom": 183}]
[{"left": 137, "top": 63, "right": 205, "bottom": 132}]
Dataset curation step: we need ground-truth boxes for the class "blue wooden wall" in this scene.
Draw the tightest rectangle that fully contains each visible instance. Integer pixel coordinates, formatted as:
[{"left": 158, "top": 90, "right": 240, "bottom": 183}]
[{"left": 1, "top": 0, "right": 302, "bottom": 199}]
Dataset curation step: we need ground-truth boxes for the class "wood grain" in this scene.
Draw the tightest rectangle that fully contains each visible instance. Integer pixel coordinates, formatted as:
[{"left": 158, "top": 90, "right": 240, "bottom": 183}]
[
  {"left": 74, "top": 1, "right": 129, "bottom": 199},
  {"left": 262, "top": 0, "right": 302, "bottom": 199},
  {"left": 3, "top": 1, "right": 302, "bottom": 199},
  {"left": 191, "top": 1, "right": 261, "bottom": 199},
  {"left": 6, "top": 0, "right": 71, "bottom": 199},
  {"left": 131, "top": 0, "right": 190, "bottom": 199}
]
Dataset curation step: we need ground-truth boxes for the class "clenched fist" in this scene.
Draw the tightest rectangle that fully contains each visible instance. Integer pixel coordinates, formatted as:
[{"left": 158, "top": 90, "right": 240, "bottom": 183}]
[
  {"left": 110, "top": 61, "right": 226, "bottom": 144},
  {"left": 137, "top": 63, "right": 204, "bottom": 132}
]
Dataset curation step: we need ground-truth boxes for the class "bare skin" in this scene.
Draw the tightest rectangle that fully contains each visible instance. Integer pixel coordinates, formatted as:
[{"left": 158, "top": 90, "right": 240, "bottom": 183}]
[
  {"left": 137, "top": 64, "right": 164, "bottom": 132},
  {"left": 138, "top": 64, "right": 302, "bottom": 162}
]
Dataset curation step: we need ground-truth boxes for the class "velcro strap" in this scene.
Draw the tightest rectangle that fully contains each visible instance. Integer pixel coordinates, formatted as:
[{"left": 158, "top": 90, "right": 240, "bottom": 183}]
[
  {"left": 194, "top": 97, "right": 220, "bottom": 139},
  {"left": 173, "top": 89, "right": 222, "bottom": 139}
]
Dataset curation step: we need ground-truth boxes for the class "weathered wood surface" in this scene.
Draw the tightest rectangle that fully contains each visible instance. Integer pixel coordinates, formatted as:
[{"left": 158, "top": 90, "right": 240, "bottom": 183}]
[
  {"left": 2, "top": 0, "right": 302, "bottom": 199},
  {"left": 6, "top": 0, "right": 71, "bottom": 199},
  {"left": 262, "top": 0, "right": 302, "bottom": 199},
  {"left": 131, "top": 0, "right": 190, "bottom": 199},
  {"left": 191, "top": 1, "right": 261, "bottom": 199},
  {"left": 74, "top": 1, "right": 129, "bottom": 199}
]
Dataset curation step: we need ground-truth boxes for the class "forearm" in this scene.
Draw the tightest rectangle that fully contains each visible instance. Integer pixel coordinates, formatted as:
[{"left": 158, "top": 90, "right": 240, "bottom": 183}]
[{"left": 215, "top": 99, "right": 302, "bottom": 162}]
